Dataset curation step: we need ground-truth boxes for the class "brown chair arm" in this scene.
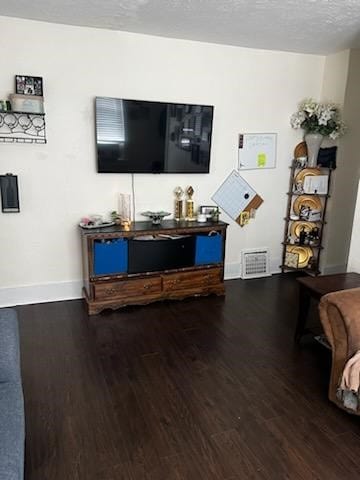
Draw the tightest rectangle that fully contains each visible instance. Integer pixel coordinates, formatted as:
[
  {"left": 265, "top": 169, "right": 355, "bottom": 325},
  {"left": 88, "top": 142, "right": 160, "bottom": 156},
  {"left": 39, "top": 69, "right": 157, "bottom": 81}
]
[{"left": 319, "top": 288, "right": 360, "bottom": 407}]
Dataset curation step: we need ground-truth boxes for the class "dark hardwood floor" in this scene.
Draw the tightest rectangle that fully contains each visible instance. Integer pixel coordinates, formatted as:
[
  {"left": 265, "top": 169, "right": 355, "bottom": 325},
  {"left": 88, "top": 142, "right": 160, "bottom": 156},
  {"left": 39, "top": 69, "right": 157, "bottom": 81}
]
[{"left": 16, "top": 274, "right": 360, "bottom": 479}]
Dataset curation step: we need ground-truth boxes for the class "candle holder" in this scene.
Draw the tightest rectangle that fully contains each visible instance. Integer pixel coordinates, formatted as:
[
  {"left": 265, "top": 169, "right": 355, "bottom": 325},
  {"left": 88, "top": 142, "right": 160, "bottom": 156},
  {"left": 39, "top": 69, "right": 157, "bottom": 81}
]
[{"left": 118, "top": 193, "right": 131, "bottom": 227}]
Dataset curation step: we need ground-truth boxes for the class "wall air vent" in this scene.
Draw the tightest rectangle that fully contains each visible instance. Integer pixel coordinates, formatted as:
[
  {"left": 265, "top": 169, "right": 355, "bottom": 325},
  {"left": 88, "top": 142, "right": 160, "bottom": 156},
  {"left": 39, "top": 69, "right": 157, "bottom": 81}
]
[{"left": 241, "top": 248, "right": 271, "bottom": 279}]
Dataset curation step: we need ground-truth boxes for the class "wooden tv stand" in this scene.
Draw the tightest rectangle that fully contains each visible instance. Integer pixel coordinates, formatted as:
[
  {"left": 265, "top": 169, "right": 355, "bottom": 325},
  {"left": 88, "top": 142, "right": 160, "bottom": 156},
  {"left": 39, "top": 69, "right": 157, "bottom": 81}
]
[{"left": 80, "top": 220, "right": 228, "bottom": 315}]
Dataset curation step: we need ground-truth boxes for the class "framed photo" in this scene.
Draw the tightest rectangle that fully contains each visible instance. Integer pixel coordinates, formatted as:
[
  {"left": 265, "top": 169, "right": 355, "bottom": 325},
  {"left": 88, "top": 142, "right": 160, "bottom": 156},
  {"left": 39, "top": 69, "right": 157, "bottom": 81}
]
[
  {"left": 15, "top": 75, "right": 43, "bottom": 96},
  {"left": 0, "top": 174, "right": 20, "bottom": 213},
  {"left": 284, "top": 251, "right": 299, "bottom": 269},
  {"left": 199, "top": 205, "right": 219, "bottom": 219}
]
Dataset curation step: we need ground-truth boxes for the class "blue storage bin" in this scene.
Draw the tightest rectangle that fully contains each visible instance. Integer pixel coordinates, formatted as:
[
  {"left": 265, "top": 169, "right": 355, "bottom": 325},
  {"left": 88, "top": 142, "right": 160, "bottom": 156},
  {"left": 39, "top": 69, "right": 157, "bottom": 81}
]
[
  {"left": 94, "top": 239, "right": 128, "bottom": 275},
  {"left": 195, "top": 234, "right": 222, "bottom": 265}
]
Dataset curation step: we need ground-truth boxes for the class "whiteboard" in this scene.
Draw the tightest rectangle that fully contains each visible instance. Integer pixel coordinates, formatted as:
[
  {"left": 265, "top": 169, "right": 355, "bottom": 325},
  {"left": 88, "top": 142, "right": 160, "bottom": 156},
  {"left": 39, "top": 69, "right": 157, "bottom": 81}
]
[
  {"left": 238, "top": 133, "right": 277, "bottom": 170},
  {"left": 211, "top": 170, "right": 257, "bottom": 221}
]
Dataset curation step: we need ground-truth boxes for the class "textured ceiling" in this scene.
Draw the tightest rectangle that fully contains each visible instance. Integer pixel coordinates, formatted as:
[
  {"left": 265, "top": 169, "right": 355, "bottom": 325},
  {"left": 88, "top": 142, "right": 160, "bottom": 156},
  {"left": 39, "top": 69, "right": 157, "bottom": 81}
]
[{"left": 1, "top": 0, "right": 360, "bottom": 54}]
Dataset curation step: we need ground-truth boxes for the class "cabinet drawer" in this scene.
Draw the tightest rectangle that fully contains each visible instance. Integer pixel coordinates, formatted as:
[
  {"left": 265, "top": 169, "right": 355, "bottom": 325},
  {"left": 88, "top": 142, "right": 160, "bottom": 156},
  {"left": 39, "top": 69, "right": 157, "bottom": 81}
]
[
  {"left": 94, "top": 277, "right": 162, "bottom": 300},
  {"left": 163, "top": 268, "right": 222, "bottom": 292}
]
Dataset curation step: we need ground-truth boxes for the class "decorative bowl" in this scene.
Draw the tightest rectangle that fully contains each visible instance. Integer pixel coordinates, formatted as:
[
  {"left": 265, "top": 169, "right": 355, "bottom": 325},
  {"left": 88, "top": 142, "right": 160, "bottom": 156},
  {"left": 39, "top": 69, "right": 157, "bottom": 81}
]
[{"left": 141, "top": 211, "right": 171, "bottom": 225}]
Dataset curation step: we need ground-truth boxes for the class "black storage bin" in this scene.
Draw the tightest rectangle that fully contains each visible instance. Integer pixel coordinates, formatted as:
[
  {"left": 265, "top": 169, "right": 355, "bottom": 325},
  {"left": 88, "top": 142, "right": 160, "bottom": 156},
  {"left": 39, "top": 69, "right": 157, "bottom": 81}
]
[{"left": 128, "top": 236, "right": 195, "bottom": 274}]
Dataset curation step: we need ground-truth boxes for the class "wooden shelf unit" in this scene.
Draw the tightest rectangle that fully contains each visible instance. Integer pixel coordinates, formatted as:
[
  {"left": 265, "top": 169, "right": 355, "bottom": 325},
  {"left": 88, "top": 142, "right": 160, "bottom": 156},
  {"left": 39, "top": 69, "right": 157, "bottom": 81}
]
[
  {"left": 281, "top": 163, "right": 333, "bottom": 276},
  {"left": 80, "top": 220, "right": 228, "bottom": 315}
]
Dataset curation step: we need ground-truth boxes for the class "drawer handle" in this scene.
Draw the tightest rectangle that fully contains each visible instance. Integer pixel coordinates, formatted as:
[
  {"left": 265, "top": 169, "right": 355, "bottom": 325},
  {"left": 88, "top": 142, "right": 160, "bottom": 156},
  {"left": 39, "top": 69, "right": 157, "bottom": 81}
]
[
  {"left": 105, "top": 288, "right": 118, "bottom": 295},
  {"left": 143, "top": 284, "right": 151, "bottom": 290}
]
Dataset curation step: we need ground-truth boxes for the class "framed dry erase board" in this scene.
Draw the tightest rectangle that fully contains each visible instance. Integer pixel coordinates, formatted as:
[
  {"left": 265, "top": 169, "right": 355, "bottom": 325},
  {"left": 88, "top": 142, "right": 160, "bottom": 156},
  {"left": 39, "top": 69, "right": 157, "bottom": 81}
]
[{"left": 238, "top": 133, "right": 277, "bottom": 170}]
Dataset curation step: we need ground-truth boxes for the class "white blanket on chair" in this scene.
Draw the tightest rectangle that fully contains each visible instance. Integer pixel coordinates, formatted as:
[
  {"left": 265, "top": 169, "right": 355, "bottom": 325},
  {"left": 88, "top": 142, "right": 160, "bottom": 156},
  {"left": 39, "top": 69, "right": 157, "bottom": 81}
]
[{"left": 337, "top": 350, "right": 360, "bottom": 411}]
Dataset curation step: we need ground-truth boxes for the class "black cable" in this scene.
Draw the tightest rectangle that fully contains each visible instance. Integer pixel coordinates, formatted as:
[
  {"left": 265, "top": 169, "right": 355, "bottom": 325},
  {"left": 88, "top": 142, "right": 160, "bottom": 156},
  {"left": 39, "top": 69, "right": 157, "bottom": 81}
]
[{"left": 131, "top": 173, "right": 136, "bottom": 222}]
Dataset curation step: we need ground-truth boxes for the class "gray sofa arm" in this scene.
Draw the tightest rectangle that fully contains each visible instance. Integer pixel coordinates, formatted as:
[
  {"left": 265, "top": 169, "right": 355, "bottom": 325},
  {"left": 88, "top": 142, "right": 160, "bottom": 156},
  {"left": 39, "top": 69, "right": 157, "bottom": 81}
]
[{"left": 0, "top": 308, "right": 21, "bottom": 383}]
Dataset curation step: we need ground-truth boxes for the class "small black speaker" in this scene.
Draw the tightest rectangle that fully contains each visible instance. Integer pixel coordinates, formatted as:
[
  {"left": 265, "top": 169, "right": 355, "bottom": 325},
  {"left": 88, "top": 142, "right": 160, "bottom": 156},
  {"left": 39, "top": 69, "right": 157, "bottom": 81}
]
[{"left": 0, "top": 174, "right": 20, "bottom": 213}]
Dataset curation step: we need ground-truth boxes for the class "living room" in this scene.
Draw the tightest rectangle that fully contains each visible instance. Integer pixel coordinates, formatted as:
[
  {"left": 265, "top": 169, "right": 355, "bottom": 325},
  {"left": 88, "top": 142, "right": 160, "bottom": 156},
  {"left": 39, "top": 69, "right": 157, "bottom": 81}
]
[{"left": 1, "top": 1, "right": 360, "bottom": 479}]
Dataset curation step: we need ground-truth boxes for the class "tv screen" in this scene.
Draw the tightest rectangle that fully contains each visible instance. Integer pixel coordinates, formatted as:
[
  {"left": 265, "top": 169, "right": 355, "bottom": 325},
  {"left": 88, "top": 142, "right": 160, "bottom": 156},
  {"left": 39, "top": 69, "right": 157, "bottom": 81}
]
[{"left": 95, "top": 97, "right": 214, "bottom": 173}]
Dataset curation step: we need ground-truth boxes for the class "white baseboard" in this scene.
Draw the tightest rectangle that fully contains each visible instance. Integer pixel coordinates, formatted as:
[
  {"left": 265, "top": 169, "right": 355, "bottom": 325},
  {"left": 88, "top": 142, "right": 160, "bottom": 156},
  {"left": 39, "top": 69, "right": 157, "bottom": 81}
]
[
  {"left": 0, "top": 256, "right": 283, "bottom": 308},
  {"left": 347, "top": 260, "right": 360, "bottom": 273},
  {"left": 224, "top": 257, "right": 281, "bottom": 281},
  {"left": 0, "top": 280, "right": 83, "bottom": 308},
  {"left": 270, "top": 257, "right": 282, "bottom": 275},
  {"left": 224, "top": 262, "right": 242, "bottom": 280}
]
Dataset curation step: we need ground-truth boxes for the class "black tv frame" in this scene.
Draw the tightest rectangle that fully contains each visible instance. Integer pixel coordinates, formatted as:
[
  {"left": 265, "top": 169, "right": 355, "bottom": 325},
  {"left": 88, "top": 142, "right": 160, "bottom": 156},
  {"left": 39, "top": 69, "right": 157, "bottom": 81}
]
[{"left": 95, "top": 96, "right": 214, "bottom": 174}]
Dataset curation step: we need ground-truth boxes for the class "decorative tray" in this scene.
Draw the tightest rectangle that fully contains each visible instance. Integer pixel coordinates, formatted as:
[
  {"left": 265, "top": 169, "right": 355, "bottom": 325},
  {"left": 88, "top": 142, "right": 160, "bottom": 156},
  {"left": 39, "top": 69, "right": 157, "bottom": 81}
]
[
  {"left": 290, "top": 221, "right": 317, "bottom": 238},
  {"left": 79, "top": 222, "right": 115, "bottom": 229},
  {"left": 293, "top": 195, "right": 322, "bottom": 215},
  {"left": 295, "top": 168, "right": 321, "bottom": 186},
  {"left": 294, "top": 141, "right": 307, "bottom": 159}
]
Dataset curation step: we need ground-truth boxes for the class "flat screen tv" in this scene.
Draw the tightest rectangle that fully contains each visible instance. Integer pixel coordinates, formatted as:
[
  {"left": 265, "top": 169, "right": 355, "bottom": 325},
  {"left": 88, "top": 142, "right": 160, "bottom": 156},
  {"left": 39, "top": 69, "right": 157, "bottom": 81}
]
[{"left": 95, "top": 97, "right": 214, "bottom": 173}]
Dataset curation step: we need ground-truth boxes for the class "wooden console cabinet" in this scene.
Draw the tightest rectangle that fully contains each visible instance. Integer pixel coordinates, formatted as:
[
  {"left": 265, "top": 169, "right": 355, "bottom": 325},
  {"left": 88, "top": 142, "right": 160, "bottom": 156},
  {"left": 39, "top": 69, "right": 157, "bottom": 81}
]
[{"left": 80, "top": 220, "right": 228, "bottom": 314}]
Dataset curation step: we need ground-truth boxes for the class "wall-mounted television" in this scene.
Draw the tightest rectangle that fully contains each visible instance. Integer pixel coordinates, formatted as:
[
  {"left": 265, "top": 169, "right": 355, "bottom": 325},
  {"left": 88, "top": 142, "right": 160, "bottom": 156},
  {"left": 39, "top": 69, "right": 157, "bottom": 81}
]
[{"left": 95, "top": 97, "right": 214, "bottom": 173}]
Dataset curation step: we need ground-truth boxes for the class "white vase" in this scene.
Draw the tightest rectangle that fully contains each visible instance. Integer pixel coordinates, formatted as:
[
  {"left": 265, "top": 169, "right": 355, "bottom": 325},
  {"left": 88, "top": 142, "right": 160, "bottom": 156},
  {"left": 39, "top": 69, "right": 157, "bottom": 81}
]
[{"left": 305, "top": 133, "right": 324, "bottom": 168}]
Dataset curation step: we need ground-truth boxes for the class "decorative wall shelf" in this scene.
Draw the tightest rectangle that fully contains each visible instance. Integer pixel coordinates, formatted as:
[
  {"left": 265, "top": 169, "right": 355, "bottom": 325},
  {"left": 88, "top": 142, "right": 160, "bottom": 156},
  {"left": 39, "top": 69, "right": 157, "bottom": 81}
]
[
  {"left": 0, "top": 111, "right": 46, "bottom": 144},
  {"left": 281, "top": 161, "right": 333, "bottom": 276}
]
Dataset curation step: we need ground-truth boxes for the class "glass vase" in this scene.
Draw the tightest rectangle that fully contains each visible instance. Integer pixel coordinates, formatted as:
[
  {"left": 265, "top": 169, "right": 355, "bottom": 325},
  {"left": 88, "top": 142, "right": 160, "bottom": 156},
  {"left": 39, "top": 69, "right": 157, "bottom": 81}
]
[
  {"left": 305, "top": 132, "right": 324, "bottom": 168},
  {"left": 118, "top": 193, "right": 131, "bottom": 226}
]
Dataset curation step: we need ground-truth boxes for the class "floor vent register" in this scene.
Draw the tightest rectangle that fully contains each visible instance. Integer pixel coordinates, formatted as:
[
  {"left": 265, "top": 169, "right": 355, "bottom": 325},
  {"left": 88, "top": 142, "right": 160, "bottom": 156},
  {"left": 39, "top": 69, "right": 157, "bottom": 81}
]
[{"left": 241, "top": 248, "right": 271, "bottom": 279}]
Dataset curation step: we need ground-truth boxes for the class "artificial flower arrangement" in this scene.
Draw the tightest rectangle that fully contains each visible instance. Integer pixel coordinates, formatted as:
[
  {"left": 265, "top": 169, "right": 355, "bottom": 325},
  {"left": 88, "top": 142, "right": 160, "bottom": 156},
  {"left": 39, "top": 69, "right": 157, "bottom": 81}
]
[{"left": 290, "top": 98, "right": 346, "bottom": 140}]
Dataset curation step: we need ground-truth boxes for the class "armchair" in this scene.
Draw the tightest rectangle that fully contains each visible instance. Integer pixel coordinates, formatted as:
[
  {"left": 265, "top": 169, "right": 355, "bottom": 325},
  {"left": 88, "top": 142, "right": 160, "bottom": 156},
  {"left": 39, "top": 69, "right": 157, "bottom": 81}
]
[{"left": 319, "top": 287, "right": 360, "bottom": 413}]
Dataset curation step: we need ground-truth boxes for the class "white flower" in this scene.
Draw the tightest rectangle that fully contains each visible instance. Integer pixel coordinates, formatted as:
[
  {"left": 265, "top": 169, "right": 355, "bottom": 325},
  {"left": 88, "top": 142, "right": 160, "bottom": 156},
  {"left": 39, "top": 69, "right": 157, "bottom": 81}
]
[
  {"left": 299, "top": 99, "right": 318, "bottom": 117},
  {"left": 290, "top": 111, "right": 306, "bottom": 129},
  {"left": 318, "top": 111, "right": 332, "bottom": 125},
  {"left": 290, "top": 98, "right": 346, "bottom": 139}
]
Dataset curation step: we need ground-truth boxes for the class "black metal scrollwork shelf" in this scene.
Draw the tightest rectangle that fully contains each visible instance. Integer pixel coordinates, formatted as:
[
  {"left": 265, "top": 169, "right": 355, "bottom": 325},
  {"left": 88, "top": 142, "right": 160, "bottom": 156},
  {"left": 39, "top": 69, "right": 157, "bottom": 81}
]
[{"left": 0, "top": 111, "right": 46, "bottom": 144}]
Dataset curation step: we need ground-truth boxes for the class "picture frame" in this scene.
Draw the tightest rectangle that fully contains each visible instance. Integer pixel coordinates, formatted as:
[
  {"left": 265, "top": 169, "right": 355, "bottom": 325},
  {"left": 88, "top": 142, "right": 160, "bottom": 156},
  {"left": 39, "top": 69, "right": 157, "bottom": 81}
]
[
  {"left": 15, "top": 75, "right": 43, "bottom": 96},
  {"left": 0, "top": 174, "right": 20, "bottom": 213},
  {"left": 284, "top": 251, "right": 299, "bottom": 269},
  {"left": 238, "top": 133, "right": 277, "bottom": 170},
  {"left": 0, "top": 100, "right": 11, "bottom": 112},
  {"left": 199, "top": 205, "right": 219, "bottom": 219}
]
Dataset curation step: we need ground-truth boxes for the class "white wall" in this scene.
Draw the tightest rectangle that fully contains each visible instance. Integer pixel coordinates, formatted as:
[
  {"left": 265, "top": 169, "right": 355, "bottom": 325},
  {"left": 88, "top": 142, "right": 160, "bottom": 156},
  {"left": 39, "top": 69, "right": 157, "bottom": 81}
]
[
  {"left": 348, "top": 180, "right": 360, "bottom": 272},
  {"left": 321, "top": 50, "right": 350, "bottom": 105},
  {"left": 0, "top": 16, "right": 325, "bottom": 306},
  {"left": 321, "top": 49, "right": 360, "bottom": 274},
  {"left": 319, "top": 50, "right": 350, "bottom": 273}
]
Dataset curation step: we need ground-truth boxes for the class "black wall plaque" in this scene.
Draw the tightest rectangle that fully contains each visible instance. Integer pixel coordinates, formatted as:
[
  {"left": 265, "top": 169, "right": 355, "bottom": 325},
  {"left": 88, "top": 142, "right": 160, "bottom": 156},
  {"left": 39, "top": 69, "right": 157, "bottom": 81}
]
[{"left": 0, "top": 174, "right": 20, "bottom": 212}]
